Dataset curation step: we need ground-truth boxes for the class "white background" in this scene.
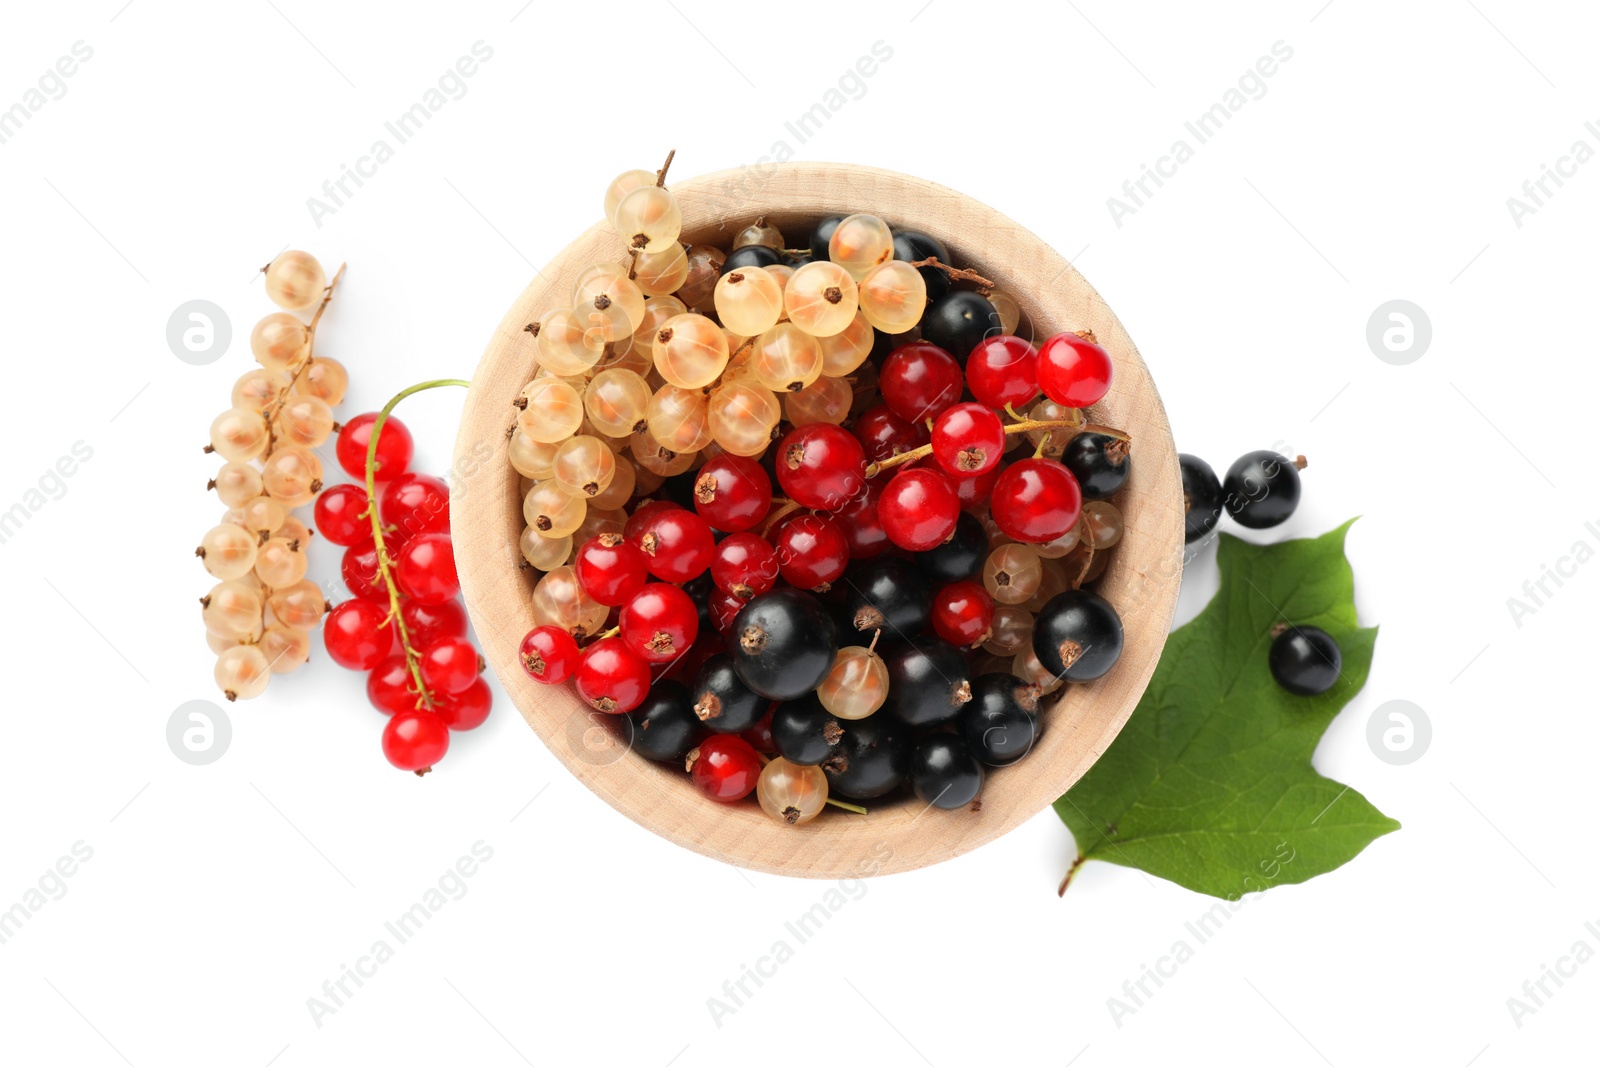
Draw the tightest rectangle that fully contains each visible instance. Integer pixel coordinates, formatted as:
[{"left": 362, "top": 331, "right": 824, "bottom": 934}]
[{"left": 1, "top": 1, "right": 1594, "bottom": 1063}]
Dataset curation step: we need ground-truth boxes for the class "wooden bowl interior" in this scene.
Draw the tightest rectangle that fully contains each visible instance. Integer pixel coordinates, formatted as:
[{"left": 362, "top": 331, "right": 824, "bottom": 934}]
[{"left": 453, "top": 164, "right": 1184, "bottom": 878}]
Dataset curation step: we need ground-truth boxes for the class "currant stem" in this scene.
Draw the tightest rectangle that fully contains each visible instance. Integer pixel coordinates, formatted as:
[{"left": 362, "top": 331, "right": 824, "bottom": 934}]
[
  {"left": 825, "top": 798, "right": 868, "bottom": 815},
  {"left": 863, "top": 416, "right": 1128, "bottom": 478},
  {"left": 364, "top": 377, "right": 470, "bottom": 710},
  {"left": 262, "top": 262, "right": 348, "bottom": 437},
  {"left": 907, "top": 257, "right": 995, "bottom": 290},
  {"left": 655, "top": 148, "right": 676, "bottom": 187}
]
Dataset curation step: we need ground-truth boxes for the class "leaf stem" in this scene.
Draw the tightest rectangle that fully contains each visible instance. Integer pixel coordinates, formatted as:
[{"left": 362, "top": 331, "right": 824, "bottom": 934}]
[{"left": 363, "top": 378, "right": 470, "bottom": 710}]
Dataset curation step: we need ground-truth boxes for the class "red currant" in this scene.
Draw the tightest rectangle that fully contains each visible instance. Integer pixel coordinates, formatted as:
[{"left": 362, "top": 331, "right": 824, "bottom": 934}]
[
  {"left": 776, "top": 423, "right": 866, "bottom": 511},
  {"left": 395, "top": 532, "right": 459, "bottom": 604},
  {"left": 930, "top": 579, "right": 995, "bottom": 647},
  {"left": 880, "top": 342, "right": 963, "bottom": 423},
  {"left": 689, "top": 734, "right": 762, "bottom": 802},
  {"left": 520, "top": 625, "right": 580, "bottom": 684},
  {"left": 574, "top": 533, "right": 650, "bottom": 607},
  {"left": 710, "top": 532, "right": 779, "bottom": 599},
  {"left": 991, "top": 457, "right": 1083, "bottom": 542},
  {"left": 773, "top": 513, "right": 849, "bottom": 591},
  {"left": 419, "top": 636, "right": 480, "bottom": 694},
  {"left": 324, "top": 598, "right": 395, "bottom": 670},
  {"left": 341, "top": 541, "right": 386, "bottom": 601},
  {"left": 313, "top": 483, "right": 372, "bottom": 546},
  {"left": 401, "top": 599, "right": 467, "bottom": 648},
  {"left": 740, "top": 704, "right": 778, "bottom": 756},
  {"left": 878, "top": 467, "right": 960, "bottom": 552},
  {"left": 620, "top": 583, "right": 700, "bottom": 664},
  {"left": 381, "top": 473, "right": 450, "bottom": 540},
  {"left": 853, "top": 403, "right": 929, "bottom": 464},
  {"left": 435, "top": 677, "right": 492, "bottom": 731},
  {"left": 624, "top": 500, "right": 681, "bottom": 540},
  {"left": 931, "top": 402, "right": 1006, "bottom": 476},
  {"left": 833, "top": 482, "right": 890, "bottom": 560},
  {"left": 966, "top": 335, "right": 1040, "bottom": 410},
  {"left": 382, "top": 710, "right": 449, "bottom": 773},
  {"left": 631, "top": 507, "right": 714, "bottom": 583},
  {"left": 1037, "top": 331, "right": 1113, "bottom": 408},
  {"left": 920, "top": 455, "right": 1002, "bottom": 509},
  {"left": 337, "top": 412, "right": 413, "bottom": 482},
  {"left": 367, "top": 655, "right": 416, "bottom": 715},
  {"left": 574, "top": 636, "right": 652, "bottom": 713},
  {"left": 693, "top": 454, "right": 773, "bottom": 533},
  {"left": 708, "top": 587, "right": 745, "bottom": 633}
]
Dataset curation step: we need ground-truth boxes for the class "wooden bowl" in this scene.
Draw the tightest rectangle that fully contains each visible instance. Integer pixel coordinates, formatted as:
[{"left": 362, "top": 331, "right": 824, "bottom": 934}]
[{"left": 453, "top": 163, "right": 1184, "bottom": 878}]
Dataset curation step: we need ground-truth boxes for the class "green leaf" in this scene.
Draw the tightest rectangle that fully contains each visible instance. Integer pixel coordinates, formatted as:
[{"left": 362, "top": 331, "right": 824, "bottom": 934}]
[{"left": 1054, "top": 520, "right": 1398, "bottom": 899}]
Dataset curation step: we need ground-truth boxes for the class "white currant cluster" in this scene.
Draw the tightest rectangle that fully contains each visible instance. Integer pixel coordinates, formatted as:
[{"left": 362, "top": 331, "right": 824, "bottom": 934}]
[{"left": 198, "top": 251, "right": 348, "bottom": 700}]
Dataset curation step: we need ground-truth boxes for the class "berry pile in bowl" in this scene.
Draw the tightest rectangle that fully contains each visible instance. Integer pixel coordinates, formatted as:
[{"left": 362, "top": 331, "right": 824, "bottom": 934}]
[{"left": 454, "top": 160, "right": 1185, "bottom": 878}]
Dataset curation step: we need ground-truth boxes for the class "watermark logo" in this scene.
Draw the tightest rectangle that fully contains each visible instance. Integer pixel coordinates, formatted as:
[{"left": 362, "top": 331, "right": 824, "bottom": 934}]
[
  {"left": 166, "top": 300, "right": 232, "bottom": 366},
  {"left": 1366, "top": 699, "right": 1430, "bottom": 765},
  {"left": 167, "top": 700, "right": 232, "bottom": 766},
  {"left": 565, "top": 706, "right": 632, "bottom": 767},
  {"left": 1366, "top": 300, "right": 1430, "bottom": 365}
]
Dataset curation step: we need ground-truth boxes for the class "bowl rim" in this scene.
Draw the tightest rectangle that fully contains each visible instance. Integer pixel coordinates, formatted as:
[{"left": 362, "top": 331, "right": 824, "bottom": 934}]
[{"left": 452, "top": 161, "right": 1185, "bottom": 879}]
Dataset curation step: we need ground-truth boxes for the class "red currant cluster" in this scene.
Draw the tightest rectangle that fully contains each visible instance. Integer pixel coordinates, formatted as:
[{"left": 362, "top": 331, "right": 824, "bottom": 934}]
[
  {"left": 512, "top": 160, "right": 1139, "bottom": 825},
  {"left": 314, "top": 411, "right": 492, "bottom": 774}
]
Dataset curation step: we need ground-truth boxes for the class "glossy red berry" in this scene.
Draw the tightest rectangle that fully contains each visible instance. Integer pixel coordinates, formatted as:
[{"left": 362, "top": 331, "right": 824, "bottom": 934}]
[
  {"left": 922, "top": 455, "right": 1002, "bottom": 509},
  {"left": 313, "top": 483, "right": 372, "bottom": 546},
  {"left": 773, "top": 513, "right": 850, "bottom": 591},
  {"left": 324, "top": 598, "right": 395, "bottom": 670},
  {"left": 435, "top": 677, "right": 492, "bottom": 731},
  {"left": 931, "top": 402, "right": 1006, "bottom": 476},
  {"left": 336, "top": 412, "right": 413, "bottom": 482},
  {"left": 419, "top": 636, "right": 480, "bottom": 695},
  {"left": 620, "top": 583, "right": 701, "bottom": 664},
  {"left": 991, "top": 457, "right": 1083, "bottom": 543},
  {"left": 708, "top": 587, "right": 746, "bottom": 633},
  {"left": 880, "top": 342, "right": 963, "bottom": 423},
  {"left": 1037, "top": 331, "right": 1113, "bottom": 408},
  {"left": 367, "top": 655, "right": 416, "bottom": 715},
  {"left": 520, "top": 625, "right": 580, "bottom": 684},
  {"left": 401, "top": 599, "right": 467, "bottom": 648},
  {"left": 381, "top": 473, "right": 450, "bottom": 540},
  {"left": 632, "top": 507, "right": 714, "bottom": 583},
  {"left": 853, "top": 403, "right": 928, "bottom": 464},
  {"left": 382, "top": 710, "right": 449, "bottom": 772},
  {"left": 740, "top": 704, "right": 778, "bottom": 756},
  {"left": 878, "top": 467, "right": 961, "bottom": 552},
  {"left": 575, "top": 636, "right": 652, "bottom": 713},
  {"left": 574, "top": 533, "right": 650, "bottom": 606},
  {"left": 341, "top": 541, "right": 386, "bottom": 601},
  {"left": 711, "top": 532, "right": 779, "bottom": 599},
  {"left": 394, "top": 532, "right": 459, "bottom": 604},
  {"left": 834, "top": 482, "right": 890, "bottom": 560},
  {"left": 776, "top": 423, "right": 866, "bottom": 511},
  {"left": 931, "top": 580, "right": 995, "bottom": 647},
  {"left": 692, "top": 454, "right": 773, "bottom": 533},
  {"left": 966, "top": 335, "right": 1040, "bottom": 410},
  {"left": 689, "top": 734, "right": 762, "bottom": 802}
]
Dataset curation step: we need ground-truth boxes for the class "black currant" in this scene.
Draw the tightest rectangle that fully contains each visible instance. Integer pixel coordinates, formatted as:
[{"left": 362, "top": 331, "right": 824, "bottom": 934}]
[
  {"left": 781, "top": 248, "right": 814, "bottom": 268},
  {"left": 622, "top": 681, "right": 702, "bottom": 762},
  {"left": 910, "top": 735, "right": 984, "bottom": 810},
  {"left": 1179, "top": 453, "right": 1223, "bottom": 544},
  {"left": 770, "top": 694, "right": 844, "bottom": 766},
  {"left": 823, "top": 713, "right": 912, "bottom": 800},
  {"left": 1223, "top": 450, "right": 1302, "bottom": 529},
  {"left": 728, "top": 588, "right": 837, "bottom": 700},
  {"left": 869, "top": 326, "right": 899, "bottom": 366},
  {"left": 1269, "top": 625, "right": 1342, "bottom": 696},
  {"left": 959, "top": 673, "right": 1040, "bottom": 766},
  {"left": 1064, "top": 432, "right": 1131, "bottom": 501},
  {"left": 681, "top": 571, "right": 716, "bottom": 636},
  {"left": 691, "top": 652, "right": 767, "bottom": 733},
  {"left": 720, "top": 244, "right": 782, "bottom": 275},
  {"left": 919, "top": 291, "right": 1001, "bottom": 362},
  {"left": 839, "top": 557, "right": 933, "bottom": 641},
  {"left": 892, "top": 228, "right": 952, "bottom": 303},
  {"left": 883, "top": 638, "right": 973, "bottom": 727},
  {"left": 1033, "top": 589, "right": 1124, "bottom": 681},
  {"left": 809, "top": 215, "right": 843, "bottom": 261},
  {"left": 914, "top": 511, "right": 987, "bottom": 582}
]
